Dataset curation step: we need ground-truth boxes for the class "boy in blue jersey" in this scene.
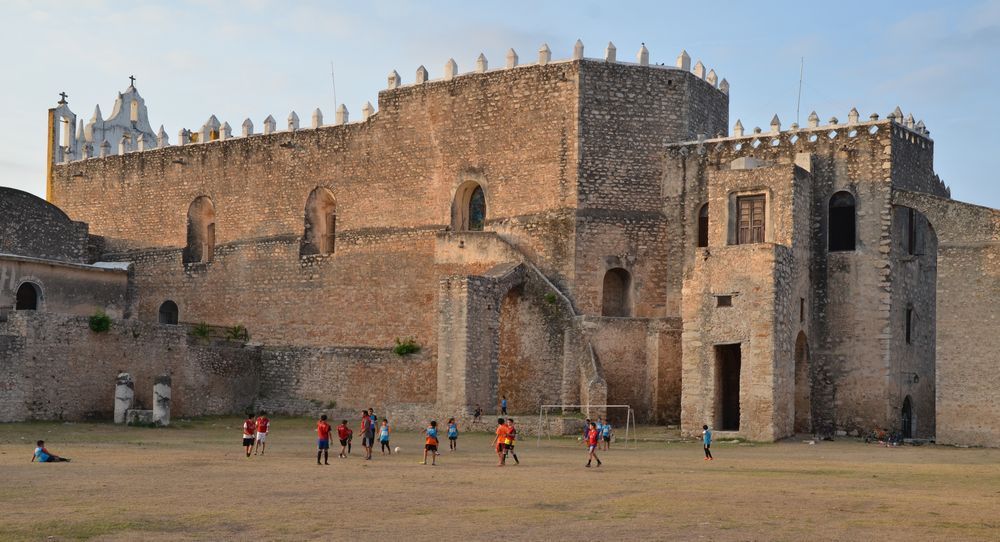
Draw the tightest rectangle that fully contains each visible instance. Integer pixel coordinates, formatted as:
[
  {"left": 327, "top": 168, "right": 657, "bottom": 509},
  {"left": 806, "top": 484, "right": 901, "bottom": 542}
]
[
  {"left": 602, "top": 420, "right": 612, "bottom": 450},
  {"left": 422, "top": 420, "right": 439, "bottom": 465},
  {"left": 702, "top": 424, "right": 713, "bottom": 460},
  {"left": 447, "top": 417, "right": 459, "bottom": 451},
  {"left": 31, "top": 440, "right": 69, "bottom": 463}
]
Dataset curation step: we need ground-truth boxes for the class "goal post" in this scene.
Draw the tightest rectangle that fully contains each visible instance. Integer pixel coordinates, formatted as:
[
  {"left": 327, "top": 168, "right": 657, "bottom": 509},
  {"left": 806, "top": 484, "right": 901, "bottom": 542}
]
[{"left": 535, "top": 404, "right": 636, "bottom": 449}]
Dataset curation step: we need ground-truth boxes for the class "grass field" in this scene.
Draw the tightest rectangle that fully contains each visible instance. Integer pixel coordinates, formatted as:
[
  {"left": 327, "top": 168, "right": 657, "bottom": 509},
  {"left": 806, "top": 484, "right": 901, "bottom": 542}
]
[{"left": 1, "top": 417, "right": 998, "bottom": 541}]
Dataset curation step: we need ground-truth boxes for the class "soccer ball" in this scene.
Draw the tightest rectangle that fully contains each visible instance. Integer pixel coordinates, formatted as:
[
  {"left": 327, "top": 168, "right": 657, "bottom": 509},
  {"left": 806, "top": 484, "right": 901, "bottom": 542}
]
[{"left": 394, "top": 446, "right": 400, "bottom": 453}]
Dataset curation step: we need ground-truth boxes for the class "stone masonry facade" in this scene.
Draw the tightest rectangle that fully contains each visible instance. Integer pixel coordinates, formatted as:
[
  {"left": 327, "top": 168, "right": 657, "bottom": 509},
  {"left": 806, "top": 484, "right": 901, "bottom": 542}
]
[{"left": 1, "top": 42, "right": 995, "bottom": 443}]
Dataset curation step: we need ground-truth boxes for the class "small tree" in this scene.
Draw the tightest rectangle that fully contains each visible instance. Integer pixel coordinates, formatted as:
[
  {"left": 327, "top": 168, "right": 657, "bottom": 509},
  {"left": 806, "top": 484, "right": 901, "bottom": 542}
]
[{"left": 89, "top": 310, "right": 112, "bottom": 333}]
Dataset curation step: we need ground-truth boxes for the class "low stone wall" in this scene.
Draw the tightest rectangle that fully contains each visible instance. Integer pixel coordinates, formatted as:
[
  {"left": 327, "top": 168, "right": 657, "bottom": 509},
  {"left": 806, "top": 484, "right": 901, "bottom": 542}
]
[
  {"left": 0, "top": 312, "right": 258, "bottom": 421},
  {"left": 256, "top": 346, "right": 436, "bottom": 418}
]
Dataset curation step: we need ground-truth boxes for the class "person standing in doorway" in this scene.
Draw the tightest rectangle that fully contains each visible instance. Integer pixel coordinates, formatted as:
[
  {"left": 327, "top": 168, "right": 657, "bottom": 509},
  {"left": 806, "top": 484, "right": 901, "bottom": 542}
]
[
  {"left": 500, "top": 396, "right": 508, "bottom": 416},
  {"left": 702, "top": 424, "right": 713, "bottom": 461}
]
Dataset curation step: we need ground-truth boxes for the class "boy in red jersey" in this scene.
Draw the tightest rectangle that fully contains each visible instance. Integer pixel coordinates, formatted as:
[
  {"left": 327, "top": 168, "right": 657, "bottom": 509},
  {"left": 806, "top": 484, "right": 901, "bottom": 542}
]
[
  {"left": 254, "top": 411, "right": 270, "bottom": 455},
  {"left": 316, "top": 414, "right": 332, "bottom": 465},
  {"left": 242, "top": 414, "right": 256, "bottom": 458},
  {"left": 336, "top": 419, "right": 351, "bottom": 458},
  {"left": 504, "top": 418, "right": 520, "bottom": 465},
  {"left": 490, "top": 418, "right": 508, "bottom": 466},
  {"left": 585, "top": 421, "right": 602, "bottom": 468}
]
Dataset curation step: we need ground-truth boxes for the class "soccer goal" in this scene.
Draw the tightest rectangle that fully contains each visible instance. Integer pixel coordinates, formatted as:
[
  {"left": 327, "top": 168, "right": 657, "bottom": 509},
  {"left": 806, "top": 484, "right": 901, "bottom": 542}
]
[{"left": 535, "top": 404, "right": 636, "bottom": 449}]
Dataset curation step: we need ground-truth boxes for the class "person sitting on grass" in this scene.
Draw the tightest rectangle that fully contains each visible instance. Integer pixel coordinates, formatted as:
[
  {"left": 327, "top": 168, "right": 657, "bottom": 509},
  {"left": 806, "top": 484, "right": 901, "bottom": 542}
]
[{"left": 32, "top": 440, "right": 70, "bottom": 463}]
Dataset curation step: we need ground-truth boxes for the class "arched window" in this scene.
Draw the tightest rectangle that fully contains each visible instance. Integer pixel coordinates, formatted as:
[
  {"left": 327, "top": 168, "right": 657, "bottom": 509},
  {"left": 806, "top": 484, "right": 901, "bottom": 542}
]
[
  {"left": 184, "top": 196, "right": 216, "bottom": 264},
  {"left": 697, "top": 203, "right": 709, "bottom": 247},
  {"left": 829, "top": 191, "right": 856, "bottom": 251},
  {"left": 158, "top": 301, "right": 179, "bottom": 325},
  {"left": 451, "top": 181, "right": 486, "bottom": 231},
  {"left": 301, "top": 187, "right": 337, "bottom": 256},
  {"left": 601, "top": 268, "right": 631, "bottom": 317},
  {"left": 130, "top": 100, "right": 139, "bottom": 122},
  {"left": 15, "top": 282, "right": 40, "bottom": 311}
]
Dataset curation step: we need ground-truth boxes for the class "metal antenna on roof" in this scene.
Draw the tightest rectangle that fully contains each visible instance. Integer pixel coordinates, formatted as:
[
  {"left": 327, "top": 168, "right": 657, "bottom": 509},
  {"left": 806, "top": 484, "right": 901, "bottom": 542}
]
[
  {"left": 330, "top": 62, "right": 338, "bottom": 111},
  {"left": 796, "top": 57, "right": 804, "bottom": 126}
]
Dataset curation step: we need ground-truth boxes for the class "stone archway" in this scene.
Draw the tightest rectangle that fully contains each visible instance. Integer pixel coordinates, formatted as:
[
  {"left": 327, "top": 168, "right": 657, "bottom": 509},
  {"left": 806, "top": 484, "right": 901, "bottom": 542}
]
[{"left": 15, "top": 282, "right": 40, "bottom": 311}]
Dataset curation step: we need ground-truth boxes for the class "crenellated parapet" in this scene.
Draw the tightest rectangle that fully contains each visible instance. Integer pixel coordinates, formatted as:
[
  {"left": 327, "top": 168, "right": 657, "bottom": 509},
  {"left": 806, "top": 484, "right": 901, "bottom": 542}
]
[{"left": 668, "top": 106, "right": 947, "bottom": 196}]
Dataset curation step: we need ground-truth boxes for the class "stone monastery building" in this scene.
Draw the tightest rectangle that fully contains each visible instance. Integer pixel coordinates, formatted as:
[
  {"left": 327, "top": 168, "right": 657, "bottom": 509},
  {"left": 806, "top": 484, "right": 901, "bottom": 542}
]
[{"left": 2, "top": 41, "right": 998, "bottom": 446}]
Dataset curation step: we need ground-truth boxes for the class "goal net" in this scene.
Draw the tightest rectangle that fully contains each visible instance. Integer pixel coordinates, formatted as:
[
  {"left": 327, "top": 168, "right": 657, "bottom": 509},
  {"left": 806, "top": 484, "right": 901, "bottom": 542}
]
[{"left": 535, "top": 404, "right": 636, "bottom": 449}]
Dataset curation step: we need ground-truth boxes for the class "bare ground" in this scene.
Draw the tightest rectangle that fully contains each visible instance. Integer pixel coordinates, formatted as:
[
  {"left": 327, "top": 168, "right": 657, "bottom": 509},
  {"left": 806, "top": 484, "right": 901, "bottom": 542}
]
[{"left": 0, "top": 417, "right": 997, "bottom": 541}]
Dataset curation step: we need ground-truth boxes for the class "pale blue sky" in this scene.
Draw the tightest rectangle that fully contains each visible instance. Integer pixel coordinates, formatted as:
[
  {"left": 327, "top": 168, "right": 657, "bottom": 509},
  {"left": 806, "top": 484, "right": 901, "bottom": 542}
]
[{"left": 3, "top": 0, "right": 999, "bottom": 208}]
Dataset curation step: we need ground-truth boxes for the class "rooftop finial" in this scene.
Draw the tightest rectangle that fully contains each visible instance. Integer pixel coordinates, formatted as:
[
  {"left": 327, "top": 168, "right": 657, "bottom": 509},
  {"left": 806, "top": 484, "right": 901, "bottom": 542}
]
[
  {"left": 770, "top": 115, "right": 781, "bottom": 133},
  {"left": 706, "top": 69, "right": 718, "bottom": 87},
  {"left": 538, "top": 43, "right": 551, "bottom": 65},
  {"left": 676, "top": 49, "right": 690, "bottom": 70},
  {"left": 605, "top": 42, "right": 617, "bottom": 62},
  {"left": 157, "top": 125, "right": 169, "bottom": 147},
  {"left": 807, "top": 111, "right": 819, "bottom": 128},
  {"left": 387, "top": 70, "right": 401, "bottom": 89},
  {"left": 219, "top": 121, "right": 232, "bottom": 140},
  {"left": 362, "top": 101, "right": 375, "bottom": 120},
  {"left": 475, "top": 53, "right": 488, "bottom": 73},
  {"left": 905, "top": 113, "right": 915, "bottom": 129},
  {"left": 848, "top": 107, "right": 860, "bottom": 124},
  {"left": 693, "top": 60, "right": 705, "bottom": 79},
  {"left": 733, "top": 119, "right": 744, "bottom": 137},
  {"left": 57, "top": 91, "right": 68, "bottom": 105},
  {"left": 335, "top": 104, "right": 348, "bottom": 125},
  {"left": 128, "top": 75, "right": 136, "bottom": 87},
  {"left": 242, "top": 118, "right": 254, "bottom": 137},
  {"left": 416, "top": 65, "right": 428, "bottom": 84},
  {"left": 288, "top": 111, "right": 300, "bottom": 131},
  {"left": 444, "top": 58, "right": 458, "bottom": 80},
  {"left": 719, "top": 78, "right": 730, "bottom": 95},
  {"left": 263, "top": 114, "right": 276, "bottom": 135},
  {"left": 506, "top": 48, "right": 518, "bottom": 69},
  {"left": 312, "top": 108, "right": 323, "bottom": 128},
  {"left": 573, "top": 39, "right": 584, "bottom": 60},
  {"left": 637, "top": 42, "right": 649, "bottom": 66}
]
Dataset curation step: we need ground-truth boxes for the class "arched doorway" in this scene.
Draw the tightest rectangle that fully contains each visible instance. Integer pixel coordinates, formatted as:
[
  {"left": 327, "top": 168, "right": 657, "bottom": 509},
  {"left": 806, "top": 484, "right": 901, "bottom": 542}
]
[
  {"left": 794, "top": 332, "right": 812, "bottom": 433},
  {"left": 301, "top": 187, "right": 337, "bottom": 256},
  {"left": 601, "top": 268, "right": 631, "bottom": 317},
  {"left": 15, "top": 282, "right": 40, "bottom": 310},
  {"left": 451, "top": 181, "right": 486, "bottom": 231},
  {"left": 158, "top": 300, "right": 179, "bottom": 325},
  {"left": 184, "top": 196, "right": 216, "bottom": 264},
  {"left": 901, "top": 395, "right": 914, "bottom": 439}
]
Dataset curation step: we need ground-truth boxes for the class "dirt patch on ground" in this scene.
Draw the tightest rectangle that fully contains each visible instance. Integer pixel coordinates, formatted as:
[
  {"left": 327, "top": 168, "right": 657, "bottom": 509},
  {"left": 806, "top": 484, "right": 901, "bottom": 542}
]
[{"left": 1, "top": 418, "right": 997, "bottom": 541}]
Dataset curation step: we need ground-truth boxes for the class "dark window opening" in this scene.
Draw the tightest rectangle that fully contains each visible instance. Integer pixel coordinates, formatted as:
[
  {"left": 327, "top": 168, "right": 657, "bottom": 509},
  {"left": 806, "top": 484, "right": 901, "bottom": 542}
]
[
  {"left": 800, "top": 298, "right": 805, "bottom": 322},
  {"left": 715, "top": 344, "right": 741, "bottom": 431},
  {"left": 184, "top": 196, "right": 216, "bottom": 264},
  {"left": 301, "top": 187, "right": 337, "bottom": 257},
  {"left": 158, "top": 301, "right": 179, "bottom": 325},
  {"left": 716, "top": 295, "right": 732, "bottom": 307},
  {"left": 737, "top": 195, "right": 765, "bottom": 244},
  {"left": 828, "top": 191, "right": 856, "bottom": 251},
  {"left": 907, "top": 208, "right": 917, "bottom": 255},
  {"left": 15, "top": 283, "right": 39, "bottom": 311},
  {"left": 601, "top": 268, "right": 631, "bottom": 317},
  {"left": 468, "top": 186, "right": 486, "bottom": 231},
  {"left": 452, "top": 181, "right": 487, "bottom": 232},
  {"left": 697, "top": 203, "right": 709, "bottom": 247},
  {"left": 901, "top": 395, "right": 914, "bottom": 439},
  {"left": 905, "top": 307, "right": 913, "bottom": 344}
]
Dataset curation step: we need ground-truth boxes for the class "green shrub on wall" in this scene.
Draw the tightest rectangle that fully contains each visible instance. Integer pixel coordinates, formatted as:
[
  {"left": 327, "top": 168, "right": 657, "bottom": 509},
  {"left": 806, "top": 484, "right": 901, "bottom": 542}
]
[
  {"left": 191, "top": 322, "right": 211, "bottom": 340},
  {"left": 89, "top": 310, "right": 112, "bottom": 333},
  {"left": 225, "top": 324, "right": 249, "bottom": 342},
  {"left": 393, "top": 337, "right": 421, "bottom": 356}
]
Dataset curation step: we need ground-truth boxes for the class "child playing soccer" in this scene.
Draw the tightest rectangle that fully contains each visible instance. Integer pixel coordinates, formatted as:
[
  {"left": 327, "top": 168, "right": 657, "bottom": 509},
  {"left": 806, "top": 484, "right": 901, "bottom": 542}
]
[
  {"left": 585, "top": 421, "right": 602, "bottom": 468},
  {"left": 254, "top": 411, "right": 270, "bottom": 455},
  {"left": 504, "top": 418, "right": 520, "bottom": 465},
  {"left": 31, "top": 440, "right": 69, "bottom": 462},
  {"left": 702, "top": 424, "right": 713, "bottom": 460},
  {"left": 422, "top": 420, "right": 439, "bottom": 465},
  {"left": 602, "top": 420, "right": 612, "bottom": 451},
  {"left": 360, "top": 410, "right": 374, "bottom": 460},
  {"left": 242, "top": 414, "right": 256, "bottom": 458},
  {"left": 500, "top": 396, "right": 508, "bottom": 415},
  {"left": 379, "top": 419, "right": 391, "bottom": 455},
  {"left": 447, "top": 418, "right": 459, "bottom": 451},
  {"left": 317, "top": 414, "right": 332, "bottom": 465},
  {"left": 337, "top": 419, "right": 351, "bottom": 458},
  {"left": 491, "top": 417, "right": 508, "bottom": 466}
]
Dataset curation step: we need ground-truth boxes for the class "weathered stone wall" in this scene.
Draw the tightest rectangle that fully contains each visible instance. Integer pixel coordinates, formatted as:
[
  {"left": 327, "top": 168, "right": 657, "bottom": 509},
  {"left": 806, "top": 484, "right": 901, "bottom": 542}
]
[
  {"left": 892, "top": 190, "right": 1000, "bottom": 447},
  {"left": 0, "top": 187, "right": 89, "bottom": 263},
  {"left": 0, "top": 256, "right": 130, "bottom": 318},
  {"left": 0, "top": 311, "right": 258, "bottom": 422},
  {"left": 256, "top": 346, "right": 435, "bottom": 415}
]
